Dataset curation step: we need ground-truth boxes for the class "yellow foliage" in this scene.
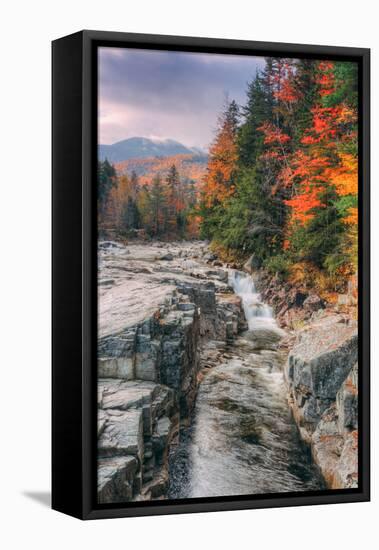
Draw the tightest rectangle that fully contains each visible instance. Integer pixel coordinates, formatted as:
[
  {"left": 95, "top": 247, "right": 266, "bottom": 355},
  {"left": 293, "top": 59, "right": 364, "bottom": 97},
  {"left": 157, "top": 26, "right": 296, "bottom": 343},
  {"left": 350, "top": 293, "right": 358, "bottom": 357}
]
[
  {"left": 202, "top": 104, "right": 238, "bottom": 208},
  {"left": 345, "top": 206, "right": 358, "bottom": 226},
  {"left": 287, "top": 262, "right": 311, "bottom": 286},
  {"left": 210, "top": 241, "right": 244, "bottom": 265},
  {"left": 326, "top": 153, "right": 358, "bottom": 197},
  {"left": 287, "top": 261, "right": 351, "bottom": 301}
]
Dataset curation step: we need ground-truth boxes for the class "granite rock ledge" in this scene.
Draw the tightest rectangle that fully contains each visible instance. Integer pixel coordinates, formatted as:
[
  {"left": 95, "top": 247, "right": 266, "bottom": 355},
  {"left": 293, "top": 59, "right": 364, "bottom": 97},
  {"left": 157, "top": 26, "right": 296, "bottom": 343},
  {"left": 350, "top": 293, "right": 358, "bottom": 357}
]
[{"left": 97, "top": 241, "right": 245, "bottom": 502}]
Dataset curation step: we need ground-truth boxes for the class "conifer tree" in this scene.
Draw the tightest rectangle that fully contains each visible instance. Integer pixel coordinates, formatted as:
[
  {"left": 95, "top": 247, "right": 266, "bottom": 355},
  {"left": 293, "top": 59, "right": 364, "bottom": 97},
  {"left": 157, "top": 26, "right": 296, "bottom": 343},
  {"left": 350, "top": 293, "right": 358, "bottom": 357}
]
[
  {"left": 237, "top": 73, "right": 267, "bottom": 168},
  {"left": 166, "top": 164, "right": 181, "bottom": 233},
  {"left": 149, "top": 174, "right": 167, "bottom": 236},
  {"left": 98, "top": 159, "right": 117, "bottom": 226}
]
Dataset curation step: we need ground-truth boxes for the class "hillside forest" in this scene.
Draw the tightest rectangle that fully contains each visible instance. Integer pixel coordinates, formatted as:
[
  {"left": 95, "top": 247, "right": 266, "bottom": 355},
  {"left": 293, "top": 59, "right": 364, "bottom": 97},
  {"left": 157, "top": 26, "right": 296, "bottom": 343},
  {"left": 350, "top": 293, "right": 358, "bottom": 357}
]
[{"left": 98, "top": 58, "right": 358, "bottom": 296}]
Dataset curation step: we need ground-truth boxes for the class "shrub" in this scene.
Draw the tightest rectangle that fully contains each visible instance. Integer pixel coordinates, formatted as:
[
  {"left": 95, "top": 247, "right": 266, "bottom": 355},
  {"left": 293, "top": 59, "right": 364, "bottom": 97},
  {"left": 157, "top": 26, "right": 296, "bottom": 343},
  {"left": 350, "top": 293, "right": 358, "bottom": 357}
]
[{"left": 263, "top": 254, "right": 291, "bottom": 278}]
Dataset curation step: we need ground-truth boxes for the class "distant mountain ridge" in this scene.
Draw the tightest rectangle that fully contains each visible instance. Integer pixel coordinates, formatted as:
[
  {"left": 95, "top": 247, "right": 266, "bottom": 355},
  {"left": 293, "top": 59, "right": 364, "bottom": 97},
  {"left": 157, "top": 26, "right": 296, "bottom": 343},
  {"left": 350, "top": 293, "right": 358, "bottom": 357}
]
[
  {"left": 115, "top": 153, "right": 208, "bottom": 188},
  {"left": 99, "top": 137, "right": 206, "bottom": 163}
]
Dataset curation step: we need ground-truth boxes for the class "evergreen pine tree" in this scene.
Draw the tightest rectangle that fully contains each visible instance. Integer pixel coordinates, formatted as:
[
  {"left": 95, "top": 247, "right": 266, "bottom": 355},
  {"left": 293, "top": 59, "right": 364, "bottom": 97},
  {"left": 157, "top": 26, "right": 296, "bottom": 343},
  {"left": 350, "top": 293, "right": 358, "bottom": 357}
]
[
  {"left": 149, "top": 174, "right": 167, "bottom": 236},
  {"left": 238, "top": 73, "right": 267, "bottom": 168},
  {"left": 98, "top": 159, "right": 117, "bottom": 225},
  {"left": 166, "top": 164, "right": 180, "bottom": 233}
]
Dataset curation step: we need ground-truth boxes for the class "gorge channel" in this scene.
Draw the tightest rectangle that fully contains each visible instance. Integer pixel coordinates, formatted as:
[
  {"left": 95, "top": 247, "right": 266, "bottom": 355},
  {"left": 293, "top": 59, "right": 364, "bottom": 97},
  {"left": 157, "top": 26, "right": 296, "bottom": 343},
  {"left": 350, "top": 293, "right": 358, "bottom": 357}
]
[
  {"left": 168, "top": 269, "right": 325, "bottom": 498},
  {"left": 97, "top": 240, "right": 357, "bottom": 504}
]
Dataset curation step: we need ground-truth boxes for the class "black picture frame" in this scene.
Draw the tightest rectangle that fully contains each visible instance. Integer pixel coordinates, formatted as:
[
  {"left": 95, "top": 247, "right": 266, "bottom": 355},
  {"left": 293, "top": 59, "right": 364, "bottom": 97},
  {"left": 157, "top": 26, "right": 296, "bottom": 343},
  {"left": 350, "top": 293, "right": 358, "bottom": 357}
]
[{"left": 52, "top": 30, "right": 370, "bottom": 520}]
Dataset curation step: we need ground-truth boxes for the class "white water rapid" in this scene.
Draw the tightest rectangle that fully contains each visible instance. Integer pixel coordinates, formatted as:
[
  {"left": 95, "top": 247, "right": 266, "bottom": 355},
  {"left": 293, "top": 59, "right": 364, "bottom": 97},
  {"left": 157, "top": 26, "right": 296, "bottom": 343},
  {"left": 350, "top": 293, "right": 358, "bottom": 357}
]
[
  {"left": 169, "top": 268, "right": 324, "bottom": 499},
  {"left": 229, "top": 270, "right": 285, "bottom": 348}
]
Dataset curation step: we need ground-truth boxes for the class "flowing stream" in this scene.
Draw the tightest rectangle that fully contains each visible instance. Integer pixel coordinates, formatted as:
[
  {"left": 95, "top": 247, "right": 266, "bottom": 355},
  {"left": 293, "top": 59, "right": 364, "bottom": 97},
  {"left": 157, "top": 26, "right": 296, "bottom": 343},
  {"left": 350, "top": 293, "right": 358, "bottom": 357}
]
[{"left": 169, "top": 270, "right": 324, "bottom": 498}]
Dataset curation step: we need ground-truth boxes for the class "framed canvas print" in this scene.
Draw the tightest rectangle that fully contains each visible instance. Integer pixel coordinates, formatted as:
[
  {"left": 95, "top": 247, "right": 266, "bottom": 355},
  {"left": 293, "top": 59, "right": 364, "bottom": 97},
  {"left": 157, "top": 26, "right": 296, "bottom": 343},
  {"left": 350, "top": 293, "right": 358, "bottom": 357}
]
[{"left": 52, "top": 30, "right": 370, "bottom": 520}]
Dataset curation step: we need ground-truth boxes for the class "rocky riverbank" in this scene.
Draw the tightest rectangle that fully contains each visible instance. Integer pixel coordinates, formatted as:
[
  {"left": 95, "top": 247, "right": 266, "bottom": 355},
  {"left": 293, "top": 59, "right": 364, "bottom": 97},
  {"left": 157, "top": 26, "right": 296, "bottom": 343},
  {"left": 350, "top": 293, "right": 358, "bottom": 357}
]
[
  {"left": 285, "top": 315, "right": 358, "bottom": 488},
  {"left": 245, "top": 261, "right": 359, "bottom": 489},
  {"left": 97, "top": 241, "right": 245, "bottom": 503},
  {"left": 97, "top": 241, "right": 359, "bottom": 502}
]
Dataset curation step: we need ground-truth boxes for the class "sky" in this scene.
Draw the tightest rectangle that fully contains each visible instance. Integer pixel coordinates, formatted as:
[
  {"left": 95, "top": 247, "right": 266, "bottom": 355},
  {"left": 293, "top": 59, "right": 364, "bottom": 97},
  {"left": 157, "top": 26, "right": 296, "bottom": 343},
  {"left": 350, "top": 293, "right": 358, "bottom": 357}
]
[{"left": 98, "top": 47, "right": 265, "bottom": 150}]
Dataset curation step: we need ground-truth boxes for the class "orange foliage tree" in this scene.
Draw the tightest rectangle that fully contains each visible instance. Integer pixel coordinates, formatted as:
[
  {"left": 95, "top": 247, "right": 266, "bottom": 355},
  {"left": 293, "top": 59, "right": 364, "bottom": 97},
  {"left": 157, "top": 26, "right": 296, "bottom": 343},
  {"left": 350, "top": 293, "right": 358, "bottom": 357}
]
[
  {"left": 202, "top": 99, "right": 239, "bottom": 208},
  {"left": 278, "top": 61, "right": 358, "bottom": 229}
]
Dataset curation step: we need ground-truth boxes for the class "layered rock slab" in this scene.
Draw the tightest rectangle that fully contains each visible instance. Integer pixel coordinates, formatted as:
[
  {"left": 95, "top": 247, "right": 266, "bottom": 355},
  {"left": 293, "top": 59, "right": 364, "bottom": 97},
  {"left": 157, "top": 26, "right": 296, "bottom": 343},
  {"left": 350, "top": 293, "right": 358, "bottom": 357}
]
[
  {"left": 285, "top": 314, "right": 358, "bottom": 488},
  {"left": 96, "top": 241, "right": 246, "bottom": 502},
  {"left": 98, "top": 456, "right": 138, "bottom": 504},
  {"left": 97, "top": 379, "right": 178, "bottom": 503}
]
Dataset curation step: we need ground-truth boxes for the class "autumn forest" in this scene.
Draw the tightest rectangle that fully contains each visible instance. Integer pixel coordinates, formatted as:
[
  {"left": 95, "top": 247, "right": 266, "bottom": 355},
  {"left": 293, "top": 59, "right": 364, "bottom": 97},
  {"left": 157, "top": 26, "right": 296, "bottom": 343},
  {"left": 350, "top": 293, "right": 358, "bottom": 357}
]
[{"left": 98, "top": 58, "right": 358, "bottom": 294}]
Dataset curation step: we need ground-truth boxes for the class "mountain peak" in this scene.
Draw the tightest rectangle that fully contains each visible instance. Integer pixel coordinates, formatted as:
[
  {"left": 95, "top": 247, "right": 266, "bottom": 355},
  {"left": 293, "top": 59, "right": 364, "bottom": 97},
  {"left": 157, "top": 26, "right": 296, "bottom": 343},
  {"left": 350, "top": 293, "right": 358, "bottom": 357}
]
[{"left": 99, "top": 137, "right": 205, "bottom": 163}]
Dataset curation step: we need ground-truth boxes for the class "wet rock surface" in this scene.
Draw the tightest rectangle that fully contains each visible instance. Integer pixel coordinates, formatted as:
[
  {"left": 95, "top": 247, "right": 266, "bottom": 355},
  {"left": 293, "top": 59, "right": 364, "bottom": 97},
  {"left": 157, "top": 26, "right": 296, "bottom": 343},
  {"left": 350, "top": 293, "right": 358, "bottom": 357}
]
[
  {"left": 169, "top": 338, "right": 325, "bottom": 498},
  {"left": 249, "top": 266, "right": 359, "bottom": 490}
]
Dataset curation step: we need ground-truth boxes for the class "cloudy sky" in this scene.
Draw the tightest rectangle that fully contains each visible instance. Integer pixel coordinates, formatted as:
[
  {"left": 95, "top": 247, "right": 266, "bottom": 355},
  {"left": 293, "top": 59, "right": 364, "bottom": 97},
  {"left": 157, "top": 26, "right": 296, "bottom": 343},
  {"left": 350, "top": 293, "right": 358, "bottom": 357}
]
[{"left": 98, "top": 47, "right": 265, "bottom": 150}]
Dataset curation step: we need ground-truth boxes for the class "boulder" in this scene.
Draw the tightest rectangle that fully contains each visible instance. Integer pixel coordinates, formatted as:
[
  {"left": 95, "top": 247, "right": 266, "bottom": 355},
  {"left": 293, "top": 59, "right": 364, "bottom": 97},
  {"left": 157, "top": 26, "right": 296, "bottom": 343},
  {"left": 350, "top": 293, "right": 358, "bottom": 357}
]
[
  {"left": 286, "top": 315, "right": 358, "bottom": 434},
  {"left": 98, "top": 241, "right": 124, "bottom": 250},
  {"left": 285, "top": 314, "right": 358, "bottom": 489},
  {"left": 204, "top": 252, "right": 217, "bottom": 262},
  {"left": 161, "top": 253, "right": 174, "bottom": 261},
  {"left": 204, "top": 269, "right": 228, "bottom": 282},
  {"left": 303, "top": 294, "right": 325, "bottom": 312},
  {"left": 243, "top": 254, "right": 260, "bottom": 273}
]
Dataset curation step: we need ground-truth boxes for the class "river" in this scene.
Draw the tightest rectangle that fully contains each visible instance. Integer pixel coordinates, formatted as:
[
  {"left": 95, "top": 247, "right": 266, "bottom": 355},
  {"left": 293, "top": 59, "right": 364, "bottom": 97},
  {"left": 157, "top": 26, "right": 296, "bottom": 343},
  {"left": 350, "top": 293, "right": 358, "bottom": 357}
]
[{"left": 169, "top": 270, "right": 325, "bottom": 498}]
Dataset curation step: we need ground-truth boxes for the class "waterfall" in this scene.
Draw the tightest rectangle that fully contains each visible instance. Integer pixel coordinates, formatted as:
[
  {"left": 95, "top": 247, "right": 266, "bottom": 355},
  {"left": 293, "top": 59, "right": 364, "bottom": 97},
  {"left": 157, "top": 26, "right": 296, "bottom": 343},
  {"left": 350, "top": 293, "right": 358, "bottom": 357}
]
[
  {"left": 168, "top": 251, "right": 324, "bottom": 500},
  {"left": 229, "top": 270, "right": 284, "bottom": 344}
]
